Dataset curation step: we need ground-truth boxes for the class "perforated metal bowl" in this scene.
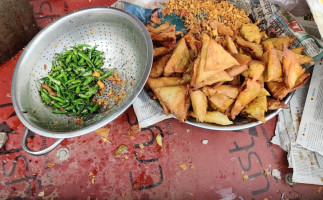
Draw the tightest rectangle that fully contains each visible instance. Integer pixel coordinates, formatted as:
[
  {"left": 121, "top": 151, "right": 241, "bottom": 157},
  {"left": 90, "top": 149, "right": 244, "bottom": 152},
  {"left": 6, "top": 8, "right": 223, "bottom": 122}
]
[{"left": 11, "top": 7, "right": 153, "bottom": 155}]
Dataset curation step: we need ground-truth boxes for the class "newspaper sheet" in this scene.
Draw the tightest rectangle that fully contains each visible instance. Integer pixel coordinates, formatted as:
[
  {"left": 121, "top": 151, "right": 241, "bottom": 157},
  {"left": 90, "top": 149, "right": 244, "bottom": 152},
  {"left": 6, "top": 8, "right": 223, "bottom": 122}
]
[
  {"left": 296, "top": 60, "right": 323, "bottom": 156},
  {"left": 291, "top": 142, "right": 323, "bottom": 185},
  {"left": 306, "top": 0, "right": 323, "bottom": 40},
  {"left": 295, "top": 17, "right": 322, "bottom": 41}
]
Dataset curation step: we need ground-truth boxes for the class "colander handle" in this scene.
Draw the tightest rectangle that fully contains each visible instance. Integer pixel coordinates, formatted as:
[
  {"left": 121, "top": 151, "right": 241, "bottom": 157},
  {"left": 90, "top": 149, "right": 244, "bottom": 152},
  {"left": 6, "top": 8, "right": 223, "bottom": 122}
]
[{"left": 21, "top": 128, "right": 64, "bottom": 156}]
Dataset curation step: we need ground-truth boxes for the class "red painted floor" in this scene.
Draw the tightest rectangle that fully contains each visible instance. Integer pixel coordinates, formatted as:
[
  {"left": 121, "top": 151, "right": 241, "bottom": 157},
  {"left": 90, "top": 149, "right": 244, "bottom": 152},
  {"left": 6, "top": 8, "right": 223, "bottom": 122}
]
[{"left": 0, "top": 0, "right": 323, "bottom": 199}]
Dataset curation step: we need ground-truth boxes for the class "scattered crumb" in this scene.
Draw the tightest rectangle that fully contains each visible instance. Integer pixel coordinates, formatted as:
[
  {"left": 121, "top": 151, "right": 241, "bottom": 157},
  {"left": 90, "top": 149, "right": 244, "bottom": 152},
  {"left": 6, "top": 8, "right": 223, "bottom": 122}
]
[
  {"left": 121, "top": 192, "right": 126, "bottom": 198},
  {"left": 202, "top": 140, "right": 208, "bottom": 144},
  {"left": 129, "top": 136, "right": 136, "bottom": 140},
  {"left": 263, "top": 198, "right": 269, "bottom": 200},
  {"left": 101, "top": 137, "right": 111, "bottom": 143},
  {"left": 179, "top": 163, "right": 187, "bottom": 171},
  {"left": 74, "top": 117, "right": 84, "bottom": 125},
  {"left": 6, "top": 93, "right": 11, "bottom": 97},
  {"left": 38, "top": 191, "right": 45, "bottom": 197},
  {"left": 89, "top": 172, "right": 94, "bottom": 177},
  {"left": 95, "top": 125, "right": 110, "bottom": 138},
  {"left": 89, "top": 0, "right": 92, "bottom": 2},
  {"left": 53, "top": 121, "right": 59, "bottom": 125},
  {"left": 47, "top": 163, "right": 55, "bottom": 168},
  {"left": 186, "top": 129, "right": 190, "bottom": 133},
  {"left": 318, "top": 187, "right": 322, "bottom": 193},
  {"left": 54, "top": 44, "right": 58, "bottom": 48},
  {"left": 190, "top": 165, "right": 195, "bottom": 169},
  {"left": 87, "top": 196, "right": 91, "bottom": 200},
  {"left": 44, "top": 64, "right": 47, "bottom": 70},
  {"left": 91, "top": 177, "right": 95, "bottom": 184},
  {"left": 243, "top": 175, "right": 249, "bottom": 181},
  {"left": 114, "top": 144, "right": 128, "bottom": 158},
  {"left": 189, "top": 192, "right": 194, "bottom": 196},
  {"left": 139, "top": 144, "right": 145, "bottom": 149},
  {"left": 272, "top": 169, "right": 282, "bottom": 179},
  {"left": 311, "top": 162, "right": 315, "bottom": 165},
  {"left": 129, "top": 124, "right": 141, "bottom": 135},
  {"left": 264, "top": 168, "right": 269, "bottom": 176},
  {"left": 241, "top": 171, "right": 244, "bottom": 174},
  {"left": 156, "top": 134, "right": 162, "bottom": 147},
  {"left": 124, "top": 155, "right": 129, "bottom": 160}
]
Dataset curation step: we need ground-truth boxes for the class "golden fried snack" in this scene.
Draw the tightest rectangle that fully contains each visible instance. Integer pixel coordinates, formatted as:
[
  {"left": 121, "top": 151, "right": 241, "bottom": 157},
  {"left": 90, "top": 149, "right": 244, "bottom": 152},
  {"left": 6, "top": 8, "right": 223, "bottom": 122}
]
[
  {"left": 240, "top": 23, "right": 262, "bottom": 44},
  {"left": 210, "top": 20, "right": 234, "bottom": 37},
  {"left": 189, "top": 111, "right": 233, "bottom": 125},
  {"left": 242, "top": 61, "right": 265, "bottom": 81},
  {"left": 151, "top": 25, "right": 176, "bottom": 47},
  {"left": 262, "top": 36, "right": 296, "bottom": 51},
  {"left": 262, "top": 49, "right": 314, "bottom": 65},
  {"left": 209, "top": 85, "right": 239, "bottom": 111},
  {"left": 190, "top": 90, "right": 207, "bottom": 122},
  {"left": 267, "top": 98, "right": 289, "bottom": 110},
  {"left": 191, "top": 35, "right": 233, "bottom": 88},
  {"left": 204, "top": 38, "right": 239, "bottom": 73},
  {"left": 231, "top": 79, "right": 263, "bottom": 120},
  {"left": 226, "top": 65, "right": 249, "bottom": 77},
  {"left": 296, "top": 54, "right": 314, "bottom": 65},
  {"left": 291, "top": 46, "right": 304, "bottom": 54},
  {"left": 155, "top": 85, "right": 190, "bottom": 122},
  {"left": 282, "top": 45, "right": 306, "bottom": 89},
  {"left": 226, "top": 35, "right": 238, "bottom": 53},
  {"left": 242, "top": 92, "right": 268, "bottom": 122},
  {"left": 164, "top": 38, "right": 190, "bottom": 76},
  {"left": 147, "top": 22, "right": 170, "bottom": 34},
  {"left": 236, "top": 37, "right": 263, "bottom": 59},
  {"left": 264, "top": 42, "right": 282, "bottom": 82},
  {"left": 150, "top": 54, "right": 171, "bottom": 78},
  {"left": 266, "top": 72, "right": 310, "bottom": 100},
  {"left": 231, "top": 53, "right": 252, "bottom": 66},
  {"left": 147, "top": 77, "right": 183, "bottom": 91},
  {"left": 184, "top": 33, "right": 200, "bottom": 58},
  {"left": 154, "top": 47, "right": 170, "bottom": 59}
]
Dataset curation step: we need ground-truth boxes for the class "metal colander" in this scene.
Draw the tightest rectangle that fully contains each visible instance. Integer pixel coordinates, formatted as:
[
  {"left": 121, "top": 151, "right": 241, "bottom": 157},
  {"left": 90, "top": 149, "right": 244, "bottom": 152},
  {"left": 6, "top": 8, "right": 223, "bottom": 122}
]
[{"left": 11, "top": 7, "right": 153, "bottom": 155}]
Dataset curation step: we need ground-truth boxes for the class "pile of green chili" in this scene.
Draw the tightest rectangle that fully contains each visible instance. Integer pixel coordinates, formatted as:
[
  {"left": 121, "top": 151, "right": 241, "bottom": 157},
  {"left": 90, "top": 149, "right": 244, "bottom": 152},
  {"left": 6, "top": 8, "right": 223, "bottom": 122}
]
[{"left": 39, "top": 44, "right": 113, "bottom": 116}]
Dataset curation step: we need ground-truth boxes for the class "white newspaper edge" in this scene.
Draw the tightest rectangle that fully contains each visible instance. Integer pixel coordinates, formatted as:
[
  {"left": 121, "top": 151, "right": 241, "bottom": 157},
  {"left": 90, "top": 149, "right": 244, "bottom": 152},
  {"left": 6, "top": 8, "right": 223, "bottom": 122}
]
[{"left": 296, "top": 60, "right": 323, "bottom": 155}]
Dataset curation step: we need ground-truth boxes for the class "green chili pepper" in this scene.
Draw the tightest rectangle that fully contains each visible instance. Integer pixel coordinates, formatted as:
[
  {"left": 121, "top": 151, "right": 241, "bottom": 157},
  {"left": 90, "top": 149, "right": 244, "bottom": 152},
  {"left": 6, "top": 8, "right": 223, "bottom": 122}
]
[
  {"left": 68, "top": 84, "right": 79, "bottom": 90},
  {"left": 97, "top": 63, "right": 104, "bottom": 69},
  {"left": 47, "top": 75, "right": 61, "bottom": 85},
  {"left": 83, "top": 77, "right": 94, "bottom": 86},
  {"left": 76, "top": 44, "right": 91, "bottom": 48},
  {"left": 58, "top": 60, "right": 66, "bottom": 68},
  {"left": 88, "top": 45, "right": 97, "bottom": 59},
  {"left": 94, "top": 68, "right": 104, "bottom": 75},
  {"left": 100, "top": 69, "right": 114, "bottom": 80},
  {"left": 95, "top": 58, "right": 103, "bottom": 66},
  {"left": 90, "top": 104, "right": 100, "bottom": 113},
  {"left": 40, "top": 92, "right": 51, "bottom": 104},
  {"left": 52, "top": 102, "right": 61, "bottom": 108},
  {"left": 66, "top": 52, "right": 73, "bottom": 64},
  {"left": 50, "top": 95, "right": 65, "bottom": 103},
  {"left": 78, "top": 51, "right": 93, "bottom": 67},
  {"left": 53, "top": 109, "right": 68, "bottom": 114},
  {"left": 75, "top": 84, "right": 81, "bottom": 94},
  {"left": 79, "top": 94, "right": 90, "bottom": 99},
  {"left": 82, "top": 70, "right": 93, "bottom": 77}
]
